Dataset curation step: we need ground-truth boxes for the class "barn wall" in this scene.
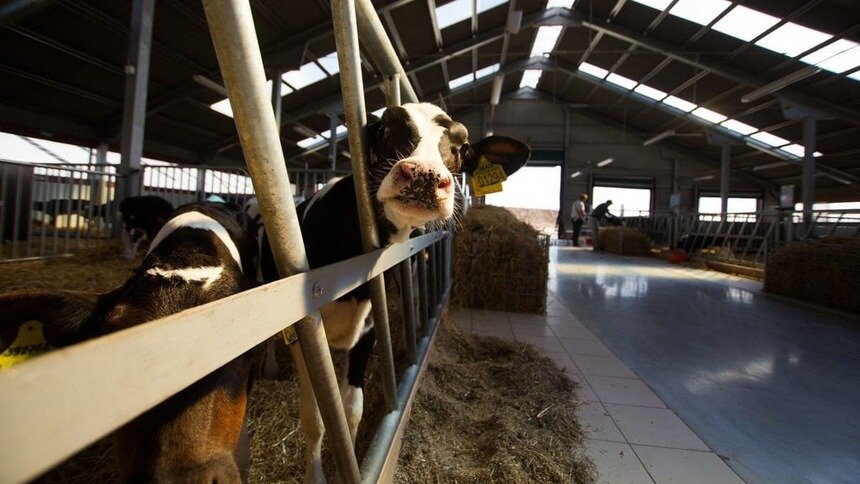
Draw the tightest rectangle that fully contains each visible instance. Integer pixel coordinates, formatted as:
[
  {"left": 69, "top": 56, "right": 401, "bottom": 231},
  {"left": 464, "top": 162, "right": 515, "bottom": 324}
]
[{"left": 456, "top": 98, "right": 770, "bottom": 223}]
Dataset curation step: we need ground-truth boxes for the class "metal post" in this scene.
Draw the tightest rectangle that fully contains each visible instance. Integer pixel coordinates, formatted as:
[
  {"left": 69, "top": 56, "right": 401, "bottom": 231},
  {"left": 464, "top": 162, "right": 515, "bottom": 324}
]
[
  {"left": 201, "top": 1, "right": 360, "bottom": 481},
  {"left": 332, "top": 0, "right": 398, "bottom": 411},
  {"left": 271, "top": 70, "right": 282, "bottom": 127},
  {"left": 383, "top": 73, "right": 418, "bottom": 364},
  {"left": 802, "top": 116, "right": 816, "bottom": 229},
  {"left": 720, "top": 144, "right": 730, "bottom": 218},
  {"left": 328, "top": 112, "right": 339, "bottom": 172},
  {"left": 196, "top": 167, "right": 206, "bottom": 201},
  {"left": 416, "top": 239, "right": 429, "bottom": 335},
  {"left": 118, "top": 0, "right": 154, "bottom": 206}
]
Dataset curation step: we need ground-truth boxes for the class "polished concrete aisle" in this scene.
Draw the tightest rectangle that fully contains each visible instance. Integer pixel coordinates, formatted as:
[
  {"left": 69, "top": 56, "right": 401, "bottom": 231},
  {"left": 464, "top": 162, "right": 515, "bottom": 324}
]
[{"left": 548, "top": 247, "right": 860, "bottom": 484}]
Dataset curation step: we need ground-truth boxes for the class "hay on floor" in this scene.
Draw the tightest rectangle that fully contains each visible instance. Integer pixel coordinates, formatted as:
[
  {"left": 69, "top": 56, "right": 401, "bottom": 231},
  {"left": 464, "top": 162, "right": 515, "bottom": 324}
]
[
  {"left": 598, "top": 226, "right": 651, "bottom": 256},
  {"left": 765, "top": 237, "right": 860, "bottom": 313},
  {"left": 452, "top": 205, "right": 549, "bottom": 314}
]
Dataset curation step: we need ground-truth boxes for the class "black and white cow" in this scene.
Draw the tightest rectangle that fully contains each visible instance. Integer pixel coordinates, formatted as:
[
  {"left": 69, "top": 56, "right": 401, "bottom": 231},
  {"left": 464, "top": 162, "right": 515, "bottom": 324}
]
[
  {"left": 118, "top": 195, "right": 175, "bottom": 259},
  {"left": 0, "top": 202, "right": 258, "bottom": 482},
  {"left": 254, "top": 102, "right": 530, "bottom": 481}
]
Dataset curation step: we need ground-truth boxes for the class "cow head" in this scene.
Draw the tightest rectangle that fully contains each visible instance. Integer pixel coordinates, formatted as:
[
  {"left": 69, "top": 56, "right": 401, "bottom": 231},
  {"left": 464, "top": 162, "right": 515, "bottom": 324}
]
[
  {"left": 366, "top": 103, "right": 530, "bottom": 235},
  {"left": 0, "top": 206, "right": 255, "bottom": 482}
]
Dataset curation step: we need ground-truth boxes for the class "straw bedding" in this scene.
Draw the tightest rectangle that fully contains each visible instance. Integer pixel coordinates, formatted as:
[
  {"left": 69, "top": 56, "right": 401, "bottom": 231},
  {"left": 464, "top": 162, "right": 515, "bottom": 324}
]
[
  {"left": 597, "top": 226, "right": 651, "bottom": 256},
  {"left": 3, "top": 247, "right": 593, "bottom": 482},
  {"left": 765, "top": 236, "right": 860, "bottom": 313},
  {"left": 452, "top": 205, "right": 549, "bottom": 314}
]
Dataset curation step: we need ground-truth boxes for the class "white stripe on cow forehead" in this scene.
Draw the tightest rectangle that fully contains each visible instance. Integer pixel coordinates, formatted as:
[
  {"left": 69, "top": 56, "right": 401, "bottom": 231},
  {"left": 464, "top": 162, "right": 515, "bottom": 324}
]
[
  {"left": 147, "top": 211, "right": 243, "bottom": 273},
  {"left": 399, "top": 103, "right": 448, "bottom": 160}
]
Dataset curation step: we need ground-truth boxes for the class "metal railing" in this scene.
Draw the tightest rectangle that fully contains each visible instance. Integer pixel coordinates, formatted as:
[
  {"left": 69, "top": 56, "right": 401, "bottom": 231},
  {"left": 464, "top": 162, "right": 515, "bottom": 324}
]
[
  {"left": 0, "top": 1, "right": 453, "bottom": 483},
  {"left": 619, "top": 208, "right": 860, "bottom": 267},
  {"left": 0, "top": 159, "right": 120, "bottom": 261}
]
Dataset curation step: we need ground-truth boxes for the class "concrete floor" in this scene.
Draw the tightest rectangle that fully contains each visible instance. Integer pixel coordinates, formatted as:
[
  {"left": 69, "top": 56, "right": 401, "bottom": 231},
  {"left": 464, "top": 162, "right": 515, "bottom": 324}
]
[{"left": 548, "top": 247, "right": 860, "bottom": 484}]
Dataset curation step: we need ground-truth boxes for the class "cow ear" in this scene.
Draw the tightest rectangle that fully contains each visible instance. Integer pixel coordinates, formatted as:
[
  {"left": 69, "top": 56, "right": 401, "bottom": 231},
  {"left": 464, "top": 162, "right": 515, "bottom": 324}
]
[
  {"left": 461, "top": 136, "right": 530, "bottom": 176},
  {"left": 0, "top": 290, "right": 102, "bottom": 354}
]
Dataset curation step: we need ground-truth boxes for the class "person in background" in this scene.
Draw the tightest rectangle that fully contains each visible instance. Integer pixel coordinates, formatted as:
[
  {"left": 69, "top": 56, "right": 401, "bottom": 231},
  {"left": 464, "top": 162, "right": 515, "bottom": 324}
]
[
  {"left": 571, "top": 193, "right": 588, "bottom": 246},
  {"left": 589, "top": 200, "right": 614, "bottom": 251}
]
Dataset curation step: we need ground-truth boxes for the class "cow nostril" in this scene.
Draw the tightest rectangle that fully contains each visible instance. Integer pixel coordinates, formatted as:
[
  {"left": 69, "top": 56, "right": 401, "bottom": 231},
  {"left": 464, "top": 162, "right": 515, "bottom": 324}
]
[
  {"left": 437, "top": 175, "right": 453, "bottom": 191},
  {"left": 397, "top": 162, "right": 417, "bottom": 180}
]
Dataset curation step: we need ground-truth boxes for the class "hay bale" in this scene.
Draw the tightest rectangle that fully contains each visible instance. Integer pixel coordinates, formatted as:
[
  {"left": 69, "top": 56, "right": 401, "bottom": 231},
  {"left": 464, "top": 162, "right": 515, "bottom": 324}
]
[
  {"left": 765, "top": 237, "right": 860, "bottom": 313},
  {"left": 452, "top": 206, "right": 549, "bottom": 314},
  {"left": 598, "top": 227, "right": 651, "bottom": 256}
]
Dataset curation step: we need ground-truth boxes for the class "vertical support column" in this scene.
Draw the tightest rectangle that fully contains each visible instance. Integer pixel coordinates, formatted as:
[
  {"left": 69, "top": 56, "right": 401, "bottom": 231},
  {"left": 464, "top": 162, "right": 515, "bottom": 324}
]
[
  {"left": 559, "top": 109, "right": 570, "bottom": 240},
  {"left": 720, "top": 144, "right": 731, "bottom": 217},
  {"left": 196, "top": 168, "right": 207, "bottom": 201},
  {"left": 331, "top": 0, "right": 398, "bottom": 412},
  {"left": 118, "top": 0, "right": 155, "bottom": 205},
  {"left": 271, "top": 71, "right": 283, "bottom": 127},
  {"left": 201, "top": 1, "right": 360, "bottom": 481},
  {"left": 328, "top": 112, "right": 339, "bottom": 172},
  {"left": 802, "top": 116, "right": 816, "bottom": 228}
]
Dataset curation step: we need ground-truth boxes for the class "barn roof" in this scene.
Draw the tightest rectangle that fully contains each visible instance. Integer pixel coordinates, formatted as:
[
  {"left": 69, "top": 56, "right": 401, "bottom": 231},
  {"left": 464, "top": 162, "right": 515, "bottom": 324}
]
[{"left": 1, "top": 0, "right": 858, "bottom": 196}]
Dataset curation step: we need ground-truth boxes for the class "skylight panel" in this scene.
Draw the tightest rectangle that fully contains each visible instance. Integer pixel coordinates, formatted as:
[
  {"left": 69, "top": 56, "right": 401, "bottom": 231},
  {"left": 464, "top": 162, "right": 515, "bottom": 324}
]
[
  {"left": 631, "top": 0, "right": 673, "bottom": 10},
  {"left": 712, "top": 5, "right": 780, "bottom": 42},
  {"left": 756, "top": 23, "right": 832, "bottom": 58},
  {"left": 448, "top": 72, "right": 473, "bottom": 89},
  {"left": 475, "top": 63, "right": 500, "bottom": 79},
  {"left": 578, "top": 62, "right": 609, "bottom": 79},
  {"left": 210, "top": 98, "right": 233, "bottom": 118},
  {"left": 520, "top": 70, "right": 542, "bottom": 89},
  {"left": 634, "top": 83, "right": 667, "bottom": 101},
  {"left": 436, "top": 0, "right": 507, "bottom": 30},
  {"left": 802, "top": 40, "right": 860, "bottom": 76},
  {"left": 210, "top": 80, "right": 282, "bottom": 118},
  {"left": 606, "top": 72, "right": 637, "bottom": 90},
  {"left": 436, "top": 0, "right": 470, "bottom": 29},
  {"left": 546, "top": 0, "right": 574, "bottom": 8},
  {"left": 750, "top": 131, "right": 790, "bottom": 147},
  {"left": 691, "top": 107, "right": 727, "bottom": 124},
  {"left": 668, "top": 0, "right": 730, "bottom": 27},
  {"left": 316, "top": 53, "right": 340, "bottom": 75},
  {"left": 662, "top": 95, "right": 696, "bottom": 112},
  {"left": 297, "top": 134, "right": 326, "bottom": 149},
  {"left": 283, "top": 62, "right": 327, "bottom": 90},
  {"left": 530, "top": 26, "right": 563, "bottom": 58},
  {"left": 780, "top": 144, "right": 822, "bottom": 158},
  {"left": 720, "top": 119, "right": 758, "bottom": 135},
  {"left": 479, "top": 0, "right": 507, "bottom": 10}
]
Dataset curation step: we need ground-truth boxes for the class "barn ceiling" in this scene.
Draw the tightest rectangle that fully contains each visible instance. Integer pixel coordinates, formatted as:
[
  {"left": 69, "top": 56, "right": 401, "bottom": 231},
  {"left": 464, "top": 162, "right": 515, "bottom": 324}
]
[{"left": 0, "top": 0, "right": 858, "bottom": 194}]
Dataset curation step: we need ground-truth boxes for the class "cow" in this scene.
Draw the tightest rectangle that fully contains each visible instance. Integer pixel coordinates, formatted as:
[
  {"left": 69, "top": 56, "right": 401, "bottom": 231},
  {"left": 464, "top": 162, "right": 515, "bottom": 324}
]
[
  {"left": 253, "top": 102, "right": 530, "bottom": 482},
  {"left": 0, "top": 202, "right": 258, "bottom": 482},
  {"left": 117, "top": 195, "right": 175, "bottom": 259},
  {"left": 31, "top": 199, "right": 92, "bottom": 227}
]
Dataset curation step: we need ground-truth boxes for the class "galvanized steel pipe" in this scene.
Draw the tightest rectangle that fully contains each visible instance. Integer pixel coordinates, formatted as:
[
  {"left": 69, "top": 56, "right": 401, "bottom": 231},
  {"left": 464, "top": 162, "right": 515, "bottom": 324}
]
[
  {"left": 331, "top": 0, "right": 399, "bottom": 411},
  {"left": 201, "top": 1, "right": 360, "bottom": 480}
]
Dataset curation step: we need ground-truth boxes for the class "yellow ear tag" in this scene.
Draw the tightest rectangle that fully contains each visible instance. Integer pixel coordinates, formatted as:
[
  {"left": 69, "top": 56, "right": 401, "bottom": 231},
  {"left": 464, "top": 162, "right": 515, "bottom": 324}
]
[
  {"left": 471, "top": 156, "right": 507, "bottom": 196},
  {"left": 282, "top": 325, "right": 298, "bottom": 346},
  {"left": 0, "top": 320, "right": 53, "bottom": 370}
]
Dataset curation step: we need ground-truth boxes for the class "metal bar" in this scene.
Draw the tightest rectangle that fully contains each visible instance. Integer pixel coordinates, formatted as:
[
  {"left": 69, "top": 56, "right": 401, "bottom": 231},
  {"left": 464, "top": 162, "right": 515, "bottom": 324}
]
[
  {"left": 355, "top": 0, "right": 419, "bottom": 103},
  {"left": 802, "top": 116, "right": 816, "bottom": 227},
  {"left": 0, "top": 166, "right": 7, "bottom": 252},
  {"left": 328, "top": 112, "right": 339, "bottom": 171},
  {"left": 416, "top": 238, "right": 429, "bottom": 335},
  {"left": 12, "top": 167, "right": 23, "bottom": 258},
  {"left": 271, "top": 70, "right": 283, "bottom": 127},
  {"left": 720, "top": 145, "right": 730, "bottom": 216},
  {"left": 383, "top": 73, "right": 418, "bottom": 365},
  {"left": 200, "top": 0, "right": 361, "bottom": 481},
  {"left": 117, "top": 0, "right": 154, "bottom": 206},
  {"left": 332, "top": 0, "right": 399, "bottom": 412},
  {"left": 360, "top": 270, "right": 451, "bottom": 483}
]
